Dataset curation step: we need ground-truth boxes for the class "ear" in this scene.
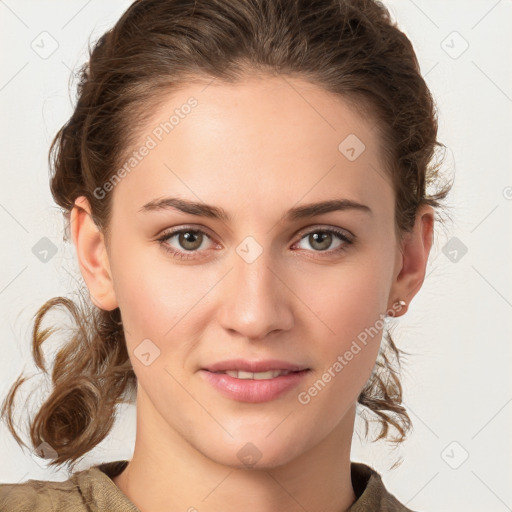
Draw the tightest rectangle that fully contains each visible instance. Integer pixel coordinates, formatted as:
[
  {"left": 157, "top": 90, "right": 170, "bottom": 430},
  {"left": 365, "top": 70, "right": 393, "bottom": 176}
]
[
  {"left": 70, "top": 196, "right": 118, "bottom": 311},
  {"left": 387, "top": 204, "right": 434, "bottom": 317}
]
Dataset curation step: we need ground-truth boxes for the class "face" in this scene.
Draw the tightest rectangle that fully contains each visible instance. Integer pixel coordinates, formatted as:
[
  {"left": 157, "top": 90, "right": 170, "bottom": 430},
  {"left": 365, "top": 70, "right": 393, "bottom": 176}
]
[{"left": 75, "top": 75, "right": 426, "bottom": 470}]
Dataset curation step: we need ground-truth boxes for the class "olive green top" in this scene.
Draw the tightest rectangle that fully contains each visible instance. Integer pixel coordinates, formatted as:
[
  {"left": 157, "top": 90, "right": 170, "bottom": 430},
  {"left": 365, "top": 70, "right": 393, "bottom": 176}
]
[{"left": 0, "top": 460, "right": 415, "bottom": 511}]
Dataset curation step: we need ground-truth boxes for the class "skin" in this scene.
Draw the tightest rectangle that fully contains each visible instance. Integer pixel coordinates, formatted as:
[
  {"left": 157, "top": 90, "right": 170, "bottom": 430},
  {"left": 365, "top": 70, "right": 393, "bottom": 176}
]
[{"left": 71, "top": 75, "right": 433, "bottom": 512}]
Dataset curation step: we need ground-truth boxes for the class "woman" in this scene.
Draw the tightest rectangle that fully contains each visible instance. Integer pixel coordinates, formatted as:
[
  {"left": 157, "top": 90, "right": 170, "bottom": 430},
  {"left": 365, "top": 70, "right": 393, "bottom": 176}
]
[{"left": 0, "top": 0, "right": 451, "bottom": 510}]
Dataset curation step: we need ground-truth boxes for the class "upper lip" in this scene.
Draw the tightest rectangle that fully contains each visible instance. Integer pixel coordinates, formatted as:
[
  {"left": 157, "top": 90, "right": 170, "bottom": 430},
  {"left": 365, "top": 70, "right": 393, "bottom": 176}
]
[{"left": 203, "top": 359, "right": 309, "bottom": 373}]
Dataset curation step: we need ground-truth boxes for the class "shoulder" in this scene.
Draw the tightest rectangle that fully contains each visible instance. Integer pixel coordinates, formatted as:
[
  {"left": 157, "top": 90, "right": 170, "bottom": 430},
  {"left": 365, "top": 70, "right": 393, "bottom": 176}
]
[
  {"left": 0, "top": 475, "right": 86, "bottom": 511},
  {"left": 349, "top": 461, "right": 417, "bottom": 512},
  {"left": 0, "top": 461, "right": 136, "bottom": 512}
]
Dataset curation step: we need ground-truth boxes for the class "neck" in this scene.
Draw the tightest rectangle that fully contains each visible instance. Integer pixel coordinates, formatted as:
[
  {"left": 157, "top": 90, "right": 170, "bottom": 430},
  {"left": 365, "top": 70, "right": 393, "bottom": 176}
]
[{"left": 113, "top": 392, "right": 358, "bottom": 512}]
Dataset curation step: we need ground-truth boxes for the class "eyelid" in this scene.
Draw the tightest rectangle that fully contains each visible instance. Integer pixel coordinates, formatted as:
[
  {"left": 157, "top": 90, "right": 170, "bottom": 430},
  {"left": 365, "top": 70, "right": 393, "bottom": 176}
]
[
  {"left": 294, "top": 223, "right": 354, "bottom": 241},
  {"left": 156, "top": 224, "right": 219, "bottom": 243}
]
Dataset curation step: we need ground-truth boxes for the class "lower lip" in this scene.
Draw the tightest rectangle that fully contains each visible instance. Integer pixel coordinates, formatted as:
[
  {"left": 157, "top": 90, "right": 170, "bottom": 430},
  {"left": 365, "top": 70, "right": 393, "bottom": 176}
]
[{"left": 200, "top": 369, "right": 310, "bottom": 403}]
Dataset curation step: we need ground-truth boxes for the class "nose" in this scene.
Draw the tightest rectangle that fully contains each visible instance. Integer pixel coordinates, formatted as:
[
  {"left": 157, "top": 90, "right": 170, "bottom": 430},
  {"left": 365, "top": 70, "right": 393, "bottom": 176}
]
[{"left": 217, "top": 248, "right": 294, "bottom": 340}]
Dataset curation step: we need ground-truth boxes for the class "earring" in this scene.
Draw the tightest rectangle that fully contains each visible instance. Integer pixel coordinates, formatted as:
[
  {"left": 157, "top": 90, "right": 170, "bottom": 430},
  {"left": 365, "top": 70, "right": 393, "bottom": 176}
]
[{"left": 385, "top": 299, "right": 407, "bottom": 319}]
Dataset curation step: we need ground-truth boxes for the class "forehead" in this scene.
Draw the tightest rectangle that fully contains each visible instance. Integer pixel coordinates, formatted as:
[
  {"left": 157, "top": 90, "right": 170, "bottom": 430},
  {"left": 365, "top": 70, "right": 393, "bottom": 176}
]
[{"left": 110, "top": 75, "right": 393, "bottom": 222}]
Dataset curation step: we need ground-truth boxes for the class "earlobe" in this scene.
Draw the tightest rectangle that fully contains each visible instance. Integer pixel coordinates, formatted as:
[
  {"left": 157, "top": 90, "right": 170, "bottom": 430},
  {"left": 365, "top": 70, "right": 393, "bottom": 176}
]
[
  {"left": 388, "top": 204, "right": 435, "bottom": 316},
  {"left": 70, "top": 196, "right": 118, "bottom": 311}
]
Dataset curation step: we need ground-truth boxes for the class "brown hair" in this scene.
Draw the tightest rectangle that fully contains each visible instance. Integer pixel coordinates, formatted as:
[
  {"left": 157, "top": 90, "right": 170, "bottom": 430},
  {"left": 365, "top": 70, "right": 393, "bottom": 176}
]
[{"left": 1, "top": 0, "right": 452, "bottom": 470}]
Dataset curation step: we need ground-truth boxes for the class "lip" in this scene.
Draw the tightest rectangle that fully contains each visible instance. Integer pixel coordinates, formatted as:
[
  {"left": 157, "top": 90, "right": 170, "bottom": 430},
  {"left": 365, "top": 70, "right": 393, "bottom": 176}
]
[
  {"left": 200, "top": 369, "right": 310, "bottom": 403},
  {"left": 203, "top": 358, "right": 308, "bottom": 373}
]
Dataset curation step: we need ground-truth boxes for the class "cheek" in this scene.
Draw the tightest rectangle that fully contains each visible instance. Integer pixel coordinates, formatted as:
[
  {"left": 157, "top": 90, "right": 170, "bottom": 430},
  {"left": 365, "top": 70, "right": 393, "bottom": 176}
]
[
  {"left": 110, "top": 241, "right": 198, "bottom": 333},
  {"left": 295, "top": 275, "right": 384, "bottom": 423},
  {"left": 110, "top": 252, "right": 199, "bottom": 393},
  {"left": 109, "top": 244, "right": 219, "bottom": 386},
  {"left": 298, "top": 258, "right": 390, "bottom": 346},
  {"left": 293, "top": 252, "right": 391, "bottom": 401}
]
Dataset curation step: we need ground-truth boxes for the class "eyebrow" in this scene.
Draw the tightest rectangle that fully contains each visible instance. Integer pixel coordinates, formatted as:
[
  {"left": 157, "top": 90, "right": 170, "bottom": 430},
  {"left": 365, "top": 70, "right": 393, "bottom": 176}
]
[{"left": 138, "top": 197, "right": 372, "bottom": 221}]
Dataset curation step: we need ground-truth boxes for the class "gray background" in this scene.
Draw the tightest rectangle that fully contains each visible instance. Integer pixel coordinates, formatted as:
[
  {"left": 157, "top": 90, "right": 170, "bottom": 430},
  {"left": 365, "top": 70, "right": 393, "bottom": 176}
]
[{"left": 1, "top": 1, "right": 511, "bottom": 510}]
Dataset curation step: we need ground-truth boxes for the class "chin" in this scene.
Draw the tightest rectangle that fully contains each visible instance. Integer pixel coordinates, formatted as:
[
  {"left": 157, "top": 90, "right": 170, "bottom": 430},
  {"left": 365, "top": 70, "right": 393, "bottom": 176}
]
[{"left": 202, "top": 436, "right": 305, "bottom": 471}]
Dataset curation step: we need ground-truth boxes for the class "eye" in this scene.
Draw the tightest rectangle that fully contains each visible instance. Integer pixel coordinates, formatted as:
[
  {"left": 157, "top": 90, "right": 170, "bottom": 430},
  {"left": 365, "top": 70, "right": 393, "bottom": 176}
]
[
  {"left": 157, "top": 225, "right": 354, "bottom": 261},
  {"left": 293, "top": 227, "right": 353, "bottom": 255},
  {"left": 157, "top": 227, "right": 217, "bottom": 260}
]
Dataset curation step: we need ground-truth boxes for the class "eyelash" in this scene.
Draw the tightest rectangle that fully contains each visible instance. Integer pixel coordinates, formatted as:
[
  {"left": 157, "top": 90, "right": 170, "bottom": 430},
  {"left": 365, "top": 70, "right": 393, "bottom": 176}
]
[{"left": 156, "top": 225, "right": 354, "bottom": 261}]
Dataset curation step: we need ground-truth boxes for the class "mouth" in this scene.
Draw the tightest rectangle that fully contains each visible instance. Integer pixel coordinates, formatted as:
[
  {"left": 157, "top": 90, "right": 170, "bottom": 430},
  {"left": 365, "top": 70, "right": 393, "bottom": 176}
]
[
  {"left": 209, "top": 369, "right": 304, "bottom": 380},
  {"left": 203, "top": 358, "right": 309, "bottom": 375},
  {"left": 199, "top": 361, "right": 311, "bottom": 403}
]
